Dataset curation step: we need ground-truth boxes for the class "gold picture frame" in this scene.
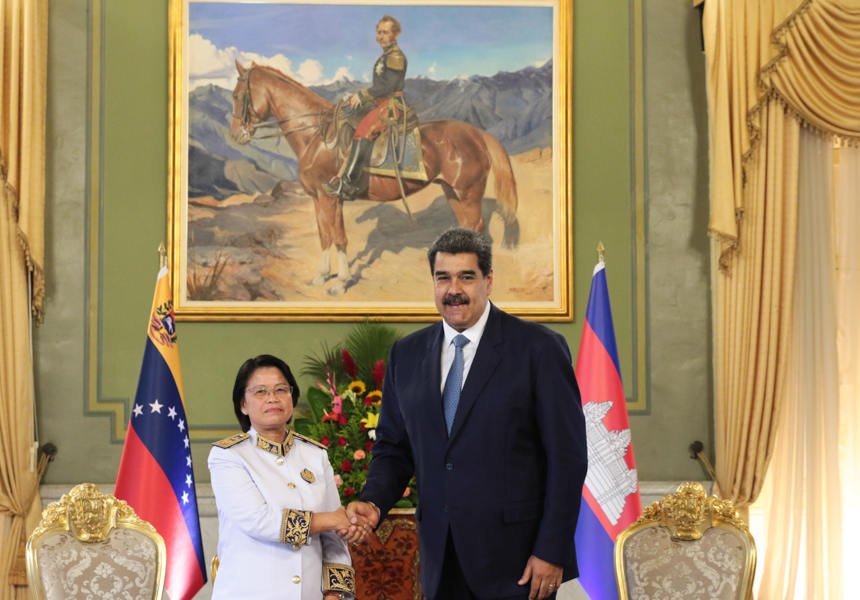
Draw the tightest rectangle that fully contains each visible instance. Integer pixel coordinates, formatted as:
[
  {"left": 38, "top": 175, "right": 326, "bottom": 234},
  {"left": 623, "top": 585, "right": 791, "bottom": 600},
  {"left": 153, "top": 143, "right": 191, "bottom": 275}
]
[{"left": 168, "top": 0, "right": 573, "bottom": 321}]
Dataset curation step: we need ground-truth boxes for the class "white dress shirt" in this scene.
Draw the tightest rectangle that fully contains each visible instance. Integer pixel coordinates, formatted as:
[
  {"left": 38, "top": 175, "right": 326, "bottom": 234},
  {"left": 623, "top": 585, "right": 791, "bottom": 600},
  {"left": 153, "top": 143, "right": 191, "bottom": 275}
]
[{"left": 440, "top": 300, "right": 492, "bottom": 393}]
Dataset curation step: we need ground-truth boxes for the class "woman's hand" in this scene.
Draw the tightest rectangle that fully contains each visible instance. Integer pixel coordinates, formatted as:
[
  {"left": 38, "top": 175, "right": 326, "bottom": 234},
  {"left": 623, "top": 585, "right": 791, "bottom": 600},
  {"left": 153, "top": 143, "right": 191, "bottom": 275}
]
[
  {"left": 310, "top": 507, "right": 370, "bottom": 544},
  {"left": 333, "top": 506, "right": 371, "bottom": 545}
]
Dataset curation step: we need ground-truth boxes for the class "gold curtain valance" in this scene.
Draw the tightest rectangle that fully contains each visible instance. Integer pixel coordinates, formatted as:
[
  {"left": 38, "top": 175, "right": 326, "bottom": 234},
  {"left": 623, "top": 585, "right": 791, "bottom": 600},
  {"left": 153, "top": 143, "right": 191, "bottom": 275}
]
[
  {"left": 705, "top": 0, "right": 860, "bottom": 257},
  {"left": 763, "top": 0, "right": 860, "bottom": 142}
]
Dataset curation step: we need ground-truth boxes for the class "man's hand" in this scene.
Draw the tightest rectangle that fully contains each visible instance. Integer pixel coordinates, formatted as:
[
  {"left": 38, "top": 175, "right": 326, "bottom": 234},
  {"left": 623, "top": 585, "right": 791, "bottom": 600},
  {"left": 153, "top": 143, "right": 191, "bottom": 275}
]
[
  {"left": 347, "top": 93, "right": 362, "bottom": 109},
  {"left": 518, "top": 555, "right": 563, "bottom": 600},
  {"left": 336, "top": 501, "right": 380, "bottom": 544}
]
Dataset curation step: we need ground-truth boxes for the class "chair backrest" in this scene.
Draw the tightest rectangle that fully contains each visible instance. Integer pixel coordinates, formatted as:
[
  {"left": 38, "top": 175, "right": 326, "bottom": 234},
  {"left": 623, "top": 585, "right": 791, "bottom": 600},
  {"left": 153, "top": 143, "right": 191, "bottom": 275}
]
[
  {"left": 614, "top": 482, "right": 756, "bottom": 600},
  {"left": 26, "top": 483, "right": 166, "bottom": 600}
]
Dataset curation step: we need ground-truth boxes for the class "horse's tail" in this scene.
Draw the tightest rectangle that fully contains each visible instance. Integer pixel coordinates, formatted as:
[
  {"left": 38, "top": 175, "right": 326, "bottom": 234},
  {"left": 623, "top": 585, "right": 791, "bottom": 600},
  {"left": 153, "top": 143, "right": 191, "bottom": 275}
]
[{"left": 481, "top": 131, "right": 520, "bottom": 248}]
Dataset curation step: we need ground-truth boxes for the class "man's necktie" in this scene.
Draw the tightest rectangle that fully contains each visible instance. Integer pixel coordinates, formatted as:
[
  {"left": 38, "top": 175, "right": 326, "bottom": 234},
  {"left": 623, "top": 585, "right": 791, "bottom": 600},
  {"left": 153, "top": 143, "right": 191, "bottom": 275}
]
[{"left": 443, "top": 334, "right": 470, "bottom": 435}]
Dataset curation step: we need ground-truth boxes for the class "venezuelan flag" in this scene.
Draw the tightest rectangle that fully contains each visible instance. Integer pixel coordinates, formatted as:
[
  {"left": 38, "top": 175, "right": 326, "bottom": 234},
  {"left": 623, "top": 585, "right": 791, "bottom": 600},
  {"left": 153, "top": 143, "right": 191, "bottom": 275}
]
[
  {"left": 115, "top": 265, "right": 207, "bottom": 600},
  {"left": 574, "top": 258, "right": 642, "bottom": 599}
]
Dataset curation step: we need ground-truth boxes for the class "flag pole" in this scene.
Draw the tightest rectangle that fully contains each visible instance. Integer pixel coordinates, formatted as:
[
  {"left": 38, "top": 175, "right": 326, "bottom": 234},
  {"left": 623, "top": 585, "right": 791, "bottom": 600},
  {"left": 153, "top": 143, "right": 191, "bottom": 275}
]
[
  {"left": 158, "top": 242, "right": 167, "bottom": 269},
  {"left": 597, "top": 241, "right": 605, "bottom": 263}
]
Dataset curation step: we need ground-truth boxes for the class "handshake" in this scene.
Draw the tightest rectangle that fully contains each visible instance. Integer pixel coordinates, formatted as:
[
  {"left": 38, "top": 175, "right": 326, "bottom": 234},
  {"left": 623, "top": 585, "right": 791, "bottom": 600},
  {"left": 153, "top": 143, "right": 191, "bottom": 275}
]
[{"left": 333, "top": 501, "right": 381, "bottom": 545}]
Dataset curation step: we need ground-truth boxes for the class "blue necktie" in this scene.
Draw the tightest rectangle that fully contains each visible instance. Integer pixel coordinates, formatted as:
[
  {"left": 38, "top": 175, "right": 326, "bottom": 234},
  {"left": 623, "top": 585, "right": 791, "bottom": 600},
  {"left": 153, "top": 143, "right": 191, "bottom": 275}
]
[{"left": 443, "top": 334, "right": 470, "bottom": 435}]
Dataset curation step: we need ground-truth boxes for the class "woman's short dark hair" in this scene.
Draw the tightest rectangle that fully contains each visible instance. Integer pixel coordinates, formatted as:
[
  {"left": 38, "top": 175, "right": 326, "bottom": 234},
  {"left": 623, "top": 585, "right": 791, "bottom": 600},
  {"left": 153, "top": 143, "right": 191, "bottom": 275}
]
[{"left": 232, "top": 354, "right": 300, "bottom": 432}]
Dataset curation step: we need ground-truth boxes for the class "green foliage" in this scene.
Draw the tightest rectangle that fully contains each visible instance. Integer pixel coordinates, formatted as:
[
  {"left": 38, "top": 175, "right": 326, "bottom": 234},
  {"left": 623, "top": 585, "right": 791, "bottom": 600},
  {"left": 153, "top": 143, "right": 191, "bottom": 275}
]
[{"left": 299, "top": 322, "right": 419, "bottom": 506}]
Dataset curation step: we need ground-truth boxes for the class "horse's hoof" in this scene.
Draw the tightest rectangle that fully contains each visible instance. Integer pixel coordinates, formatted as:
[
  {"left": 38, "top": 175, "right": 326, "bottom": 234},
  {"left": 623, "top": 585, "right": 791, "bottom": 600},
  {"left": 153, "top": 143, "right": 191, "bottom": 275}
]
[
  {"left": 311, "top": 275, "right": 327, "bottom": 286},
  {"left": 328, "top": 280, "right": 348, "bottom": 296}
]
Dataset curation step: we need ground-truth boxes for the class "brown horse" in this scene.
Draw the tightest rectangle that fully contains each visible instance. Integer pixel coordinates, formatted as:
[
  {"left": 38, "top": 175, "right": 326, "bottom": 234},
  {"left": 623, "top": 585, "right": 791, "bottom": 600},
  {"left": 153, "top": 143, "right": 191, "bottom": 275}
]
[{"left": 229, "top": 62, "right": 519, "bottom": 295}]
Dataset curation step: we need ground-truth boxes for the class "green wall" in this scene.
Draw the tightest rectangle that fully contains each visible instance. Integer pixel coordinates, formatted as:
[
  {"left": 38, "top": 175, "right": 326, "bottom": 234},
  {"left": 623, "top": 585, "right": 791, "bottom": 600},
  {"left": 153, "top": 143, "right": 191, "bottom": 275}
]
[{"left": 36, "top": 0, "right": 713, "bottom": 486}]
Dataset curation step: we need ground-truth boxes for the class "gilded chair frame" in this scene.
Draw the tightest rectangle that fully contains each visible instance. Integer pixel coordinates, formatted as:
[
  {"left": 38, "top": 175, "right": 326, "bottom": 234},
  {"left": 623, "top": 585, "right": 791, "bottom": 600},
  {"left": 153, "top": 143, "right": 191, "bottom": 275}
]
[
  {"left": 26, "top": 483, "right": 167, "bottom": 600},
  {"left": 614, "top": 482, "right": 756, "bottom": 600}
]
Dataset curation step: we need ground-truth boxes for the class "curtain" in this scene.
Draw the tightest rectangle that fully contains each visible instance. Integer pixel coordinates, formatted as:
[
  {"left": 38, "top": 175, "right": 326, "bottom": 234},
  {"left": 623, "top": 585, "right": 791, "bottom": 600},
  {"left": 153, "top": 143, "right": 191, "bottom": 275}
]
[
  {"left": 0, "top": 0, "right": 49, "bottom": 597},
  {"left": 704, "top": 0, "right": 860, "bottom": 596},
  {"left": 704, "top": 0, "right": 860, "bottom": 510},
  {"left": 757, "top": 130, "right": 843, "bottom": 600}
]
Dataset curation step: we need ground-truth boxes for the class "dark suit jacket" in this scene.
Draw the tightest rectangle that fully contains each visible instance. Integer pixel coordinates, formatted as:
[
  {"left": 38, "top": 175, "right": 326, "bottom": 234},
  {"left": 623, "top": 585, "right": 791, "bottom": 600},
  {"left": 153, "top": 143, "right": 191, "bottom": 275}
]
[{"left": 361, "top": 303, "right": 588, "bottom": 599}]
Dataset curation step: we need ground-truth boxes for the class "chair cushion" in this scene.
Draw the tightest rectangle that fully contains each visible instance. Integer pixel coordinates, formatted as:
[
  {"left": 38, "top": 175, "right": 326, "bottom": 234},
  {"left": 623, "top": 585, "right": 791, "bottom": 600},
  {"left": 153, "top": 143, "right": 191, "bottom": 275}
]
[
  {"left": 622, "top": 525, "right": 747, "bottom": 600},
  {"left": 36, "top": 528, "right": 160, "bottom": 600}
]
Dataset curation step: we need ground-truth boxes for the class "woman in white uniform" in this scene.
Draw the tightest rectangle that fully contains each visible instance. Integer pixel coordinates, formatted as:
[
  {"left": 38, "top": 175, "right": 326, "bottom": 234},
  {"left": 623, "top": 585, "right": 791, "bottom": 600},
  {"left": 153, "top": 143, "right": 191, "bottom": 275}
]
[{"left": 209, "top": 355, "right": 369, "bottom": 600}]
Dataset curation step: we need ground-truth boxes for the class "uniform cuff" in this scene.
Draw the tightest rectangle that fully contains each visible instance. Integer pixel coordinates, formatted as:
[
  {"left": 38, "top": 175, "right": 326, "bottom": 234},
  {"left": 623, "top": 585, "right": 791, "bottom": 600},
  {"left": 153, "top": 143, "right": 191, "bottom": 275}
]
[
  {"left": 280, "top": 509, "right": 312, "bottom": 546},
  {"left": 359, "top": 88, "right": 372, "bottom": 103},
  {"left": 323, "top": 563, "right": 356, "bottom": 595}
]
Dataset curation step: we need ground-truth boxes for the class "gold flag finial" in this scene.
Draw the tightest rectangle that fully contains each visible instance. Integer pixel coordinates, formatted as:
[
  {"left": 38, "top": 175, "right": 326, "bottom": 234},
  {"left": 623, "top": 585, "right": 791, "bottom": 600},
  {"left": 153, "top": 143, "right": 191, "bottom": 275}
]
[
  {"left": 158, "top": 243, "right": 167, "bottom": 269},
  {"left": 597, "top": 241, "right": 605, "bottom": 263}
]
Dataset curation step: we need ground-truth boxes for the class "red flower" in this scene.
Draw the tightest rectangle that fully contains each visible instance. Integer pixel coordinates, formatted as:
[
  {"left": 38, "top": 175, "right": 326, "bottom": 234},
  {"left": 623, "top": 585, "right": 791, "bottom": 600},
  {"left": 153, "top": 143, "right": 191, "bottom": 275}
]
[
  {"left": 344, "top": 487, "right": 355, "bottom": 497},
  {"left": 365, "top": 441, "right": 373, "bottom": 452},
  {"left": 363, "top": 396, "right": 373, "bottom": 406},
  {"left": 321, "top": 436, "right": 330, "bottom": 447},
  {"left": 338, "top": 413, "right": 348, "bottom": 425},
  {"left": 372, "top": 360, "right": 386, "bottom": 390},
  {"left": 342, "top": 349, "right": 358, "bottom": 380},
  {"left": 362, "top": 464, "right": 369, "bottom": 470},
  {"left": 337, "top": 437, "right": 347, "bottom": 447},
  {"left": 359, "top": 422, "right": 366, "bottom": 431},
  {"left": 341, "top": 460, "right": 352, "bottom": 472}
]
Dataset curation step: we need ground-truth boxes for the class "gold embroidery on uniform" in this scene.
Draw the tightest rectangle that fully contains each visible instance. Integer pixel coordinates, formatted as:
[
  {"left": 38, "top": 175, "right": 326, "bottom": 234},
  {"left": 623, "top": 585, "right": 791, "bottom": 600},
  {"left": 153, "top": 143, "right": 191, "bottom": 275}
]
[
  {"left": 323, "top": 563, "right": 356, "bottom": 594},
  {"left": 301, "top": 469, "right": 315, "bottom": 483},
  {"left": 212, "top": 433, "right": 249, "bottom": 448},
  {"left": 256, "top": 430, "right": 295, "bottom": 458},
  {"left": 280, "top": 508, "right": 312, "bottom": 546}
]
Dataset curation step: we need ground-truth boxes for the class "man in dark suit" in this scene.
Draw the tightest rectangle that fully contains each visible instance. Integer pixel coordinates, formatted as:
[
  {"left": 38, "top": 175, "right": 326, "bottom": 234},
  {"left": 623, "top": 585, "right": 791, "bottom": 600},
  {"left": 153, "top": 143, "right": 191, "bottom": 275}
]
[{"left": 345, "top": 228, "right": 587, "bottom": 600}]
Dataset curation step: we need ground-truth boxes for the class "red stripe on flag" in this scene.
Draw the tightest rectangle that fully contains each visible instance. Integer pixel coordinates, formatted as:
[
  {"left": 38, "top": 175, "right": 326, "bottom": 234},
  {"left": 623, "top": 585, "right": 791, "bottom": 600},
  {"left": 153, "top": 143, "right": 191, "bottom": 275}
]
[
  {"left": 576, "top": 320, "right": 631, "bottom": 438},
  {"left": 115, "top": 425, "right": 206, "bottom": 599},
  {"left": 576, "top": 320, "right": 642, "bottom": 540}
]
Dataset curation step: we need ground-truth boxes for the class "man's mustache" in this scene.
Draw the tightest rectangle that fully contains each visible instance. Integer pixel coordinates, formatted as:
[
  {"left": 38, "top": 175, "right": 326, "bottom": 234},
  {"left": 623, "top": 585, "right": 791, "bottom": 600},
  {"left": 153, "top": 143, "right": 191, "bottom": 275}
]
[{"left": 443, "top": 294, "right": 470, "bottom": 306}]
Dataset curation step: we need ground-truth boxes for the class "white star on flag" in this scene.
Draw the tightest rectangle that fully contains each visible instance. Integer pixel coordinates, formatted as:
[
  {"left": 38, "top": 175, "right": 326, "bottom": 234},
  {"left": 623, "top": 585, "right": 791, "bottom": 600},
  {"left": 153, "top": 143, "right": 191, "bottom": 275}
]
[
  {"left": 149, "top": 399, "right": 163, "bottom": 413},
  {"left": 167, "top": 406, "right": 177, "bottom": 420},
  {"left": 186, "top": 474, "right": 193, "bottom": 487},
  {"left": 181, "top": 491, "right": 189, "bottom": 505},
  {"left": 186, "top": 455, "right": 192, "bottom": 467},
  {"left": 133, "top": 404, "right": 143, "bottom": 417},
  {"left": 183, "top": 436, "right": 190, "bottom": 448},
  {"left": 178, "top": 419, "right": 186, "bottom": 432}
]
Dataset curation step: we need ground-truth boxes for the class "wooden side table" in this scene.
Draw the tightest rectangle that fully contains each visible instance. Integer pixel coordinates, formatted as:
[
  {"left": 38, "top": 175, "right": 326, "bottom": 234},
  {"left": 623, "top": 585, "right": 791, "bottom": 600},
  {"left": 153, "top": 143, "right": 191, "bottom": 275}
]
[{"left": 349, "top": 508, "right": 424, "bottom": 600}]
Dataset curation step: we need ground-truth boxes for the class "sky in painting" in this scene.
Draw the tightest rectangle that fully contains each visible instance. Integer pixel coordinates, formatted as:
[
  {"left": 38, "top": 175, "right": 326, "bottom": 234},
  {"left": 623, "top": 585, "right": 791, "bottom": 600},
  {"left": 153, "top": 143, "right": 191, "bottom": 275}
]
[{"left": 188, "top": 1, "right": 554, "bottom": 90}]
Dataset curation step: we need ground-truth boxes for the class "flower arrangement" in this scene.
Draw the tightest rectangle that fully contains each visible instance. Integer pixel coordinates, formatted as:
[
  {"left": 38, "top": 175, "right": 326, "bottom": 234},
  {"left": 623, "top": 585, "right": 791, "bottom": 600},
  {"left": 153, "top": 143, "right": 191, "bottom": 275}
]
[{"left": 295, "top": 322, "right": 418, "bottom": 507}]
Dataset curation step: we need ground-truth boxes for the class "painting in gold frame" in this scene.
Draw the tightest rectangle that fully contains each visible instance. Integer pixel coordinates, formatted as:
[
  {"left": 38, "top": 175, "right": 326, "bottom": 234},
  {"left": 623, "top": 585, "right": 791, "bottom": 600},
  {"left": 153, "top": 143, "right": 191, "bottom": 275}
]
[{"left": 168, "top": 0, "right": 573, "bottom": 321}]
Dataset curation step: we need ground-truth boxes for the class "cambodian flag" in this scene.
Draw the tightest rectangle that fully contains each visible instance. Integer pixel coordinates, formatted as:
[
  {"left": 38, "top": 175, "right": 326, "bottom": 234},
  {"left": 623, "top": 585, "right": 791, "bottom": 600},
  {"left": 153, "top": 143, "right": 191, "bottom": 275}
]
[
  {"left": 574, "top": 258, "right": 642, "bottom": 599},
  {"left": 115, "top": 265, "right": 207, "bottom": 600}
]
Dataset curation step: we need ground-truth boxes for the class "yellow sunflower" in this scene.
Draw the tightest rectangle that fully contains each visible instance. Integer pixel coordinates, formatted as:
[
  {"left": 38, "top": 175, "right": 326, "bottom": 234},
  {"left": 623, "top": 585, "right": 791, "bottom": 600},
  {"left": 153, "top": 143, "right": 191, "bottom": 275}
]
[
  {"left": 366, "top": 390, "right": 382, "bottom": 405},
  {"left": 348, "top": 380, "right": 366, "bottom": 395}
]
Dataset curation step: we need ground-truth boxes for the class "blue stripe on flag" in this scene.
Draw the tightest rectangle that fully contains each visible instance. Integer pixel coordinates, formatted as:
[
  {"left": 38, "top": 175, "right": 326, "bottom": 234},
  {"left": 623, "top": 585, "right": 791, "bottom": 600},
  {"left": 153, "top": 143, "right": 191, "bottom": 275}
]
[
  {"left": 584, "top": 266, "right": 622, "bottom": 378},
  {"left": 574, "top": 501, "right": 619, "bottom": 600}
]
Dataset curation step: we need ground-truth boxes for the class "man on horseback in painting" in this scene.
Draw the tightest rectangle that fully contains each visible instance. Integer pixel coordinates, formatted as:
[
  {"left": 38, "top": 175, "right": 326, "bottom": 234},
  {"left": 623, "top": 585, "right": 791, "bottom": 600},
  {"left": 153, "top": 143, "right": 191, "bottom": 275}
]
[{"left": 324, "top": 15, "right": 408, "bottom": 202}]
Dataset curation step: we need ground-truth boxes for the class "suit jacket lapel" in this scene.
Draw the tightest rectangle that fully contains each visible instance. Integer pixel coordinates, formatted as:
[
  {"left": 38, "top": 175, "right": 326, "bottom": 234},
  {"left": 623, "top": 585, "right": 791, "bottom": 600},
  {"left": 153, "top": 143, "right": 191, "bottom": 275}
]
[
  {"left": 447, "top": 304, "right": 503, "bottom": 443},
  {"left": 420, "top": 323, "right": 448, "bottom": 439}
]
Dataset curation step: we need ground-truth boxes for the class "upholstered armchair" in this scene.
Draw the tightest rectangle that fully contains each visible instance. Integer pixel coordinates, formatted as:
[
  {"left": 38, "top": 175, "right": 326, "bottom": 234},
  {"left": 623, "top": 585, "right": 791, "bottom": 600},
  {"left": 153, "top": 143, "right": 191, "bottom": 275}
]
[
  {"left": 615, "top": 482, "right": 756, "bottom": 600},
  {"left": 26, "top": 483, "right": 166, "bottom": 600}
]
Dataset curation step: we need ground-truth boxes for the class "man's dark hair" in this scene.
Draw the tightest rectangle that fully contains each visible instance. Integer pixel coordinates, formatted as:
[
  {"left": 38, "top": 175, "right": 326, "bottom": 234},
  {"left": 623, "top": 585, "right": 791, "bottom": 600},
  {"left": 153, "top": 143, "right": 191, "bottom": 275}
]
[
  {"left": 232, "top": 354, "right": 300, "bottom": 432},
  {"left": 427, "top": 228, "right": 492, "bottom": 277},
  {"left": 378, "top": 15, "right": 401, "bottom": 35}
]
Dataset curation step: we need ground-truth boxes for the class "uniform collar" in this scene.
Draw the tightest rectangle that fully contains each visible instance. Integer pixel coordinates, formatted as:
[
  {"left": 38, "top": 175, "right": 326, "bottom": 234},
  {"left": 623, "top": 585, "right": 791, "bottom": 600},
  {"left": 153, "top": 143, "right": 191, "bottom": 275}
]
[
  {"left": 383, "top": 42, "right": 400, "bottom": 54},
  {"left": 253, "top": 428, "right": 294, "bottom": 457}
]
